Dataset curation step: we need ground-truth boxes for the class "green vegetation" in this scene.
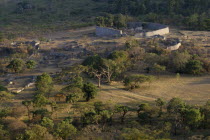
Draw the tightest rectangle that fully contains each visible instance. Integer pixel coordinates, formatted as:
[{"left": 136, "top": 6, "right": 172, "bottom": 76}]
[
  {"left": 83, "top": 82, "right": 98, "bottom": 101},
  {"left": 35, "top": 73, "right": 53, "bottom": 96},
  {"left": 123, "top": 74, "right": 154, "bottom": 90},
  {"left": 0, "top": 0, "right": 210, "bottom": 139},
  {"left": 26, "top": 60, "right": 37, "bottom": 69},
  {"left": 1, "top": 0, "right": 209, "bottom": 36},
  {"left": 96, "top": 14, "right": 127, "bottom": 29},
  {"left": 110, "top": 0, "right": 210, "bottom": 30},
  {"left": 6, "top": 59, "right": 25, "bottom": 73}
]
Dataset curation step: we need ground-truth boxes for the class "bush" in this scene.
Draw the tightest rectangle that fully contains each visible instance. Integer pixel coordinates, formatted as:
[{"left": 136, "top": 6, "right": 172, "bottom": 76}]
[
  {"left": 185, "top": 60, "right": 203, "bottom": 75},
  {"left": 124, "top": 74, "right": 154, "bottom": 90}
]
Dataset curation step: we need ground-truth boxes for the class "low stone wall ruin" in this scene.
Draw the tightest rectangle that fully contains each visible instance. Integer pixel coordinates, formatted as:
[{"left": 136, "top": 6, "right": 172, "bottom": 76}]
[
  {"left": 134, "top": 22, "right": 169, "bottom": 37},
  {"left": 167, "top": 42, "right": 181, "bottom": 51},
  {"left": 95, "top": 26, "right": 122, "bottom": 37},
  {"left": 95, "top": 22, "right": 169, "bottom": 38}
]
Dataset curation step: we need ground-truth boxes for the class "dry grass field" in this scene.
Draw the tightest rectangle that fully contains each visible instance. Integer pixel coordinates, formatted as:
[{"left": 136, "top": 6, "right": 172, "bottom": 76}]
[{"left": 97, "top": 75, "right": 210, "bottom": 106}]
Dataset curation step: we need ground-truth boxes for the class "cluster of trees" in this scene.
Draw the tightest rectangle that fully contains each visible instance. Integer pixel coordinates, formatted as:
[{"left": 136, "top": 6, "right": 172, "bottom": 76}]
[
  {"left": 125, "top": 39, "right": 210, "bottom": 75},
  {"left": 6, "top": 59, "right": 36, "bottom": 73},
  {"left": 0, "top": 85, "right": 13, "bottom": 103},
  {"left": 110, "top": 0, "right": 210, "bottom": 30},
  {"left": 79, "top": 98, "right": 210, "bottom": 137},
  {"left": 78, "top": 38, "right": 210, "bottom": 92},
  {"left": 82, "top": 50, "right": 132, "bottom": 87},
  {"left": 0, "top": 71, "right": 98, "bottom": 139},
  {"left": 95, "top": 14, "right": 127, "bottom": 29},
  {"left": 1, "top": 94, "right": 209, "bottom": 139}
]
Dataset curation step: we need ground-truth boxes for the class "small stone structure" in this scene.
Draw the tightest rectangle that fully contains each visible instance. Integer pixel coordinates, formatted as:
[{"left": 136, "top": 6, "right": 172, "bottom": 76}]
[
  {"left": 96, "top": 22, "right": 169, "bottom": 38},
  {"left": 11, "top": 40, "right": 40, "bottom": 50},
  {"left": 167, "top": 42, "right": 181, "bottom": 51},
  {"left": 95, "top": 26, "right": 122, "bottom": 37}
]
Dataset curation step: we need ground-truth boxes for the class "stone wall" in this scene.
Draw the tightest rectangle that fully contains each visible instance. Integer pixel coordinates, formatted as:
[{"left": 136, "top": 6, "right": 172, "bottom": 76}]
[
  {"left": 144, "top": 27, "right": 170, "bottom": 37},
  {"left": 95, "top": 26, "right": 122, "bottom": 37},
  {"left": 95, "top": 22, "right": 169, "bottom": 38},
  {"left": 133, "top": 22, "right": 169, "bottom": 37},
  {"left": 167, "top": 43, "right": 181, "bottom": 51}
]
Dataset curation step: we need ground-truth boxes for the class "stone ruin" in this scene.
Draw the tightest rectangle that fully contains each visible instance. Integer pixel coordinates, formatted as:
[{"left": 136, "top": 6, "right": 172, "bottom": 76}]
[
  {"left": 95, "top": 22, "right": 182, "bottom": 51},
  {"left": 11, "top": 40, "right": 40, "bottom": 50},
  {"left": 95, "top": 22, "right": 170, "bottom": 38},
  {"left": 162, "top": 38, "right": 182, "bottom": 51}
]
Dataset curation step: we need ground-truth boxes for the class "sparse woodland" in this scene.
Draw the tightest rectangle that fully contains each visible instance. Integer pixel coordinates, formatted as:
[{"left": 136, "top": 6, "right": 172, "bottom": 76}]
[{"left": 0, "top": 0, "right": 210, "bottom": 140}]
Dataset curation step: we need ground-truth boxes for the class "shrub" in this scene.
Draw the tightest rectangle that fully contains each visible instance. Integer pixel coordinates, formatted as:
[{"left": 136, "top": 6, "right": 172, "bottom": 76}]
[{"left": 123, "top": 74, "right": 154, "bottom": 90}]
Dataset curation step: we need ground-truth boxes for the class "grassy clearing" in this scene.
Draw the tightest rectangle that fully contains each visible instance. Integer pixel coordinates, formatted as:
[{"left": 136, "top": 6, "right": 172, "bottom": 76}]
[{"left": 97, "top": 75, "right": 210, "bottom": 106}]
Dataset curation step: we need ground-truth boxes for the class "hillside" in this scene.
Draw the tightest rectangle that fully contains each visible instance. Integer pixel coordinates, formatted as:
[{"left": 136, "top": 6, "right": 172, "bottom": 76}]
[
  {"left": 0, "top": 0, "right": 108, "bottom": 34},
  {"left": 0, "top": 0, "right": 209, "bottom": 36},
  {"left": 0, "top": 1, "right": 210, "bottom": 140}
]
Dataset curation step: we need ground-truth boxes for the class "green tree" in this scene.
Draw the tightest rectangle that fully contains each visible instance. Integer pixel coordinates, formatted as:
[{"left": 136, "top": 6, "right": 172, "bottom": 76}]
[
  {"left": 121, "top": 128, "right": 154, "bottom": 140},
  {"left": 22, "top": 100, "right": 33, "bottom": 121},
  {"left": 137, "top": 103, "right": 154, "bottom": 124},
  {"left": 0, "top": 86, "right": 13, "bottom": 103},
  {"left": 0, "top": 125, "right": 9, "bottom": 140},
  {"left": 83, "top": 82, "right": 98, "bottom": 101},
  {"left": 167, "top": 0, "right": 176, "bottom": 14},
  {"left": 123, "top": 74, "right": 154, "bottom": 90},
  {"left": 155, "top": 98, "right": 166, "bottom": 117},
  {"left": 35, "top": 73, "right": 53, "bottom": 97},
  {"left": 108, "top": 50, "right": 128, "bottom": 61},
  {"left": 115, "top": 105, "right": 129, "bottom": 123},
  {"left": 181, "top": 108, "right": 202, "bottom": 128},
  {"left": 185, "top": 14, "right": 199, "bottom": 28},
  {"left": 104, "top": 14, "right": 114, "bottom": 27},
  {"left": 152, "top": 63, "right": 166, "bottom": 77},
  {"left": 55, "top": 120, "right": 77, "bottom": 140},
  {"left": 95, "top": 16, "right": 105, "bottom": 27},
  {"left": 82, "top": 55, "right": 104, "bottom": 70},
  {"left": 101, "top": 59, "right": 117, "bottom": 83},
  {"left": 0, "top": 108, "right": 11, "bottom": 118},
  {"left": 171, "top": 51, "right": 191, "bottom": 73},
  {"left": 7, "top": 59, "right": 24, "bottom": 73},
  {"left": 24, "top": 125, "right": 52, "bottom": 140},
  {"left": 65, "top": 87, "right": 84, "bottom": 103},
  {"left": 167, "top": 98, "right": 186, "bottom": 135},
  {"left": 167, "top": 98, "right": 185, "bottom": 114},
  {"left": 26, "top": 60, "right": 36, "bottom": 69},
  {"left": 201, "top": 100, "right": 210, "bottom": 128},
  {"left": 185, "top": 60, "right": 203, "bottom": 75},
  {"left": 81, "top": 111, "right": 100, "bottom": 125},
  {"left": 63, "top": 76, "right": 84, "bottom": 90},
  {"left": 33, "top": 94, "right": 49, "bottom": 107},
  {"left": 32, "top": 109, "right": 50, "bottom": 121},
  {"left": 100, "top": 110, "right": 113, "bottom": 127},
  {"left": 40, "top": 117, "right": 54, "bottom": 130},
  {"left": 113, "top": 14, "right": 126, "bottom": 29},
  {"left": 94, "top": 101, "right": 104, "bottom": 114},
  {"left": 107, "top": 50, "right": 130, "bottom": 79}
]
